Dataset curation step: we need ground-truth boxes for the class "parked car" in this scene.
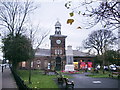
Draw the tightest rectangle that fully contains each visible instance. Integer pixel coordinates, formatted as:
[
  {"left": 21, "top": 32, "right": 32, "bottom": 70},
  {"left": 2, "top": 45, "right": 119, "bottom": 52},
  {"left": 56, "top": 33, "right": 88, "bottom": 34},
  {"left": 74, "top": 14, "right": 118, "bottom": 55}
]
[
  {"left": 95, "top": 65, "right": 101, "bottom": 70},
  {"left": 109, "top": 64, "right": 117, "bottom": 71},
  {"left": 104, "top": 65, "right": 109, "bottom": 71},
  {"left": 116, "top": 66, "right": 120, "bottom": 70}
]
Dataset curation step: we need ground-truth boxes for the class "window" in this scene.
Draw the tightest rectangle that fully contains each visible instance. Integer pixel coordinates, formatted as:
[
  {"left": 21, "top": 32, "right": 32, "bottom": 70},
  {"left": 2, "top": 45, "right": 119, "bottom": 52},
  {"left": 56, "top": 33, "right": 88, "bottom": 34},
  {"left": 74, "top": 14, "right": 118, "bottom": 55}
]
[
  {"left": 60, "top": 50, "right": 62, "bottom": 54},
  {"left": 88, "top": 60, "right": 91, "bottom": 62},
  {"left": 57, "top": 49, "right": 60, "bottom": 54},
  {"left": 37, "top": 60, "right": 41, "bottom": 64},
  {"left": 55, "top": 49, "right": 62, "bottom": 55},
  {"left": 37, "top": 65, "right": 40, "bottom": 68},
  {"left": 55, "top": 49, "right": 57, "bottom": 55},
  {"left": 74, "top": 60, "right": 77, "bottom": 62},
  {"left": 31, "top": 61, "right": 33, "bottom": 67},
  {"left": 22, "top": 61, "right": 26, "bottom": 67},
  {"left": 44, "top": 60, "right": 48, "bottom": 67}
]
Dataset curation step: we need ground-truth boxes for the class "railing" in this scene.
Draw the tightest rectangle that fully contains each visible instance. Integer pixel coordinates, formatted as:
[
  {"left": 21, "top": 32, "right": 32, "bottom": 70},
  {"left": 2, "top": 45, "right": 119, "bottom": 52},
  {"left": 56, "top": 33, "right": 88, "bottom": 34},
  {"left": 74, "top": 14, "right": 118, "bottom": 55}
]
[{"left": 10, "top": 67, "right": 29, "bottom": 90}]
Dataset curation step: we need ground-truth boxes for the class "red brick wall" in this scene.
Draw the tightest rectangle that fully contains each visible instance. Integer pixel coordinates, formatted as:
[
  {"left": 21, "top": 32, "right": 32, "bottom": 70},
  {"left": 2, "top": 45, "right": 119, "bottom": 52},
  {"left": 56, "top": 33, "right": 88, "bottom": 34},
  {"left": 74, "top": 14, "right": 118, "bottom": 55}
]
[{"left": 19, "top": 56, "right": 51, "bottom": 70}]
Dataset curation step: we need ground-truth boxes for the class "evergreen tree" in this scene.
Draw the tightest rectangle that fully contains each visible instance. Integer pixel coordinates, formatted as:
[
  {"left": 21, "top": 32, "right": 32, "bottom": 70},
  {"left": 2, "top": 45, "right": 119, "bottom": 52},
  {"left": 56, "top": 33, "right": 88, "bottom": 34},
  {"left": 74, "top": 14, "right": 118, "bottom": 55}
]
[{"left": 2, "top": 34, "right": 34, "bottom": 71}]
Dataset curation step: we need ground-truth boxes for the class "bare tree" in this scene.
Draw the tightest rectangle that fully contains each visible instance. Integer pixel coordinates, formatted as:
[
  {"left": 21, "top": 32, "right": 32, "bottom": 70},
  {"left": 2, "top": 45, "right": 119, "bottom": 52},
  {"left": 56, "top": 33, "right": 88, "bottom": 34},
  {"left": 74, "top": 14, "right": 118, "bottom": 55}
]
[
  {"left": 65, "top": 0, "right": 120, "bottom": 30},
  {"left": 83, "top": 29, "right": 117, "bottom": 55},
  {"left": 0, "top": 0, "right": 38, "bottom": 84},
  {"left": 28, "top": 24, "right": 50, "bottom": 52},
  {"left": 27, "top": 24, "right": 50, "bottom": 84},
  {"left": 83, "top": 1, "right": 120, "bottom": 30},
  {"left": 0, "top": 0, "right": 37, "bottom": 35}
]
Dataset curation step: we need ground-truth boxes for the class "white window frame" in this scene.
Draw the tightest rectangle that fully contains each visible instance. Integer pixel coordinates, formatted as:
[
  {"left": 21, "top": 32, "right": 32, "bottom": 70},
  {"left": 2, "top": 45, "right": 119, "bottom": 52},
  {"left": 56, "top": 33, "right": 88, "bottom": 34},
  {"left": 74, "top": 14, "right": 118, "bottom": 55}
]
[
  {"left": 31, "top": 61, "right": 33, "bottom": 67},
  {"left": 60, "top": 50, "right": 62, "bottom": 54},
  {"left": 55, "top": 49, "right": 57, "bottom": 55}
]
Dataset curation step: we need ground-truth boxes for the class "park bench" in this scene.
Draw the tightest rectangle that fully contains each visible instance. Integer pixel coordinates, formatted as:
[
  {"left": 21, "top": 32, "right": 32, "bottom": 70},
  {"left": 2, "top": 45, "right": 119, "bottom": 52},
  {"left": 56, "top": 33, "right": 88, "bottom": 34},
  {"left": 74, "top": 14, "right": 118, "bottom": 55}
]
[
  {"left": 109, "top": 72, "right": 120, "bottom": 78},
  {"left": 56, "top": 73, "right": 65, "bottom": 83},
  {"left": 55, "top": 72, "right": 74, "bottom": 88},
  {"left": 44, "top": 69, "right": 56, "bottom": 75},
  {"left": 64, "top": 78, "right": 74, "bottom": 88}
]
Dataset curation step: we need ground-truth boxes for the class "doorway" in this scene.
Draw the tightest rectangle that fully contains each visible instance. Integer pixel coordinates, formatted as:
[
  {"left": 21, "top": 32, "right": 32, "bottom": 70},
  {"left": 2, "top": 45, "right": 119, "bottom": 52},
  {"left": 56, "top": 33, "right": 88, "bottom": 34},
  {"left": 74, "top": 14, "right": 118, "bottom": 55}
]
[{"left": 55, "top": 57, "right": 61, "bottom": 71}]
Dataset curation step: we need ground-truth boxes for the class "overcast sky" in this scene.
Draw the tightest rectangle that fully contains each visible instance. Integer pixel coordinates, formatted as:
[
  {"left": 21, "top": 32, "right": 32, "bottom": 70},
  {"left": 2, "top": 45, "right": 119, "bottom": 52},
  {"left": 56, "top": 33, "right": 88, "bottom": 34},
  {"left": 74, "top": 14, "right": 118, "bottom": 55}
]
[
  {"left": 0, "top": 0, "right": 118, "bottom": 59},
  {"left": 30, "top": 0, "right": 117, "bottom": 48},
  {"left": 29, "top": 0, "right": 102, "bottom": 49}
]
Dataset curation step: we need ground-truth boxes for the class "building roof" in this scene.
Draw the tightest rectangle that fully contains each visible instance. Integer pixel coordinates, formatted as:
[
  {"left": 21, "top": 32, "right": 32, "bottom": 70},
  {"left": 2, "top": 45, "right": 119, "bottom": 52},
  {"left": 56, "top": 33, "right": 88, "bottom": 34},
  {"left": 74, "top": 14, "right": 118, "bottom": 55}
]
[
  {"left": 55, "top": 21, "right": 61, "bottom": 27},
  {"left": 50, "top": 35, "right": 67, "bottom": 37},
  {"left": 73, "top": 50, "right": 94, "bottom": 57},
  {"left": 35, "top": 48, "right": 51, "bottom": 57},
  {"left": 35, "top": 48, "right": 95, "bottom": 57}
]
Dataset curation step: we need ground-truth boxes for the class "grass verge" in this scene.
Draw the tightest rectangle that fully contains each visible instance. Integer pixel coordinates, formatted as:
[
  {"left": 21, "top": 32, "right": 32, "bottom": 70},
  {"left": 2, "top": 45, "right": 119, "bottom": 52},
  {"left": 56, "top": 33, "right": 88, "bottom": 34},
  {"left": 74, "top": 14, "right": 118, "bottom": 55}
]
[
  {"left": 17, "top": 70, "right": 59, "bottom": 88},
  {"left": 17, "top": 70, "right": 74, "bottom": 88},
  {"left": 86, "top": 70, "right": 118, "bottom": 79}
]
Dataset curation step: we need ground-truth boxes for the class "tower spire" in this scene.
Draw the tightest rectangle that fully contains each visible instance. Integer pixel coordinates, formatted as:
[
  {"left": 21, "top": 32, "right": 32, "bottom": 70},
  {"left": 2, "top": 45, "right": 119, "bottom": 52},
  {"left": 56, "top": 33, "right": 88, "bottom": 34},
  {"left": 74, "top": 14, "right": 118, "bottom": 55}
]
[{"left": 55, "top": 21, "right": 61, "bottom": 35}]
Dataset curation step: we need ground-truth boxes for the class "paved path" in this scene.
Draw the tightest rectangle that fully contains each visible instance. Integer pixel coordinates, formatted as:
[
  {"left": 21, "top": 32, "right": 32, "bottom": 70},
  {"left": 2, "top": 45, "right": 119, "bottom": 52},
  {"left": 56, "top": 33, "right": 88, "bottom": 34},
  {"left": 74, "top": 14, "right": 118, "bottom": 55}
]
[
  {"left": 66, "top": 72, "right": 120, "bottom": 89},
  {"left": 0, "top": 66, "right": 2, "bottom": 90},
  {"left": 2, "top": 67, "right": 18, "bottom": 89}
]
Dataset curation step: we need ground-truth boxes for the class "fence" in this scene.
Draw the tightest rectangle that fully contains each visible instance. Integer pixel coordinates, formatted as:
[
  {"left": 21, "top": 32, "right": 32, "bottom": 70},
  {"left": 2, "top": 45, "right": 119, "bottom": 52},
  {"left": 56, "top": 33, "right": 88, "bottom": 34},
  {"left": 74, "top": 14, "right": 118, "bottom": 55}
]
[{"left": 10, "top": 67, "right": 29, "bottom": 90}]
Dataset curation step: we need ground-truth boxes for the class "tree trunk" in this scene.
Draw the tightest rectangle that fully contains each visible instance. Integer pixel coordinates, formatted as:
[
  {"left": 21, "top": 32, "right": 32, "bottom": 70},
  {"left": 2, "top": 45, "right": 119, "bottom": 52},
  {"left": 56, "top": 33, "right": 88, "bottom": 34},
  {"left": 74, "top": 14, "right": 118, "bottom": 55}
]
[
  {"left": 102, "top": 54, "right": 105, "bottom": 74},
  {"left": 12, "top": 61, "right": 18, "bottom": 72}
]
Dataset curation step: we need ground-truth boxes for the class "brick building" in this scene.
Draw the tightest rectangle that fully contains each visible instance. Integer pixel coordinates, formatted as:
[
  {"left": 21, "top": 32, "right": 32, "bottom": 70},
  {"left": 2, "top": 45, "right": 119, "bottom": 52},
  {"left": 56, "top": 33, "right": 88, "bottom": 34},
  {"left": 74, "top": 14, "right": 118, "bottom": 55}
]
[{"left": 19, "top": 21, "right": 95, "bottom": 70}]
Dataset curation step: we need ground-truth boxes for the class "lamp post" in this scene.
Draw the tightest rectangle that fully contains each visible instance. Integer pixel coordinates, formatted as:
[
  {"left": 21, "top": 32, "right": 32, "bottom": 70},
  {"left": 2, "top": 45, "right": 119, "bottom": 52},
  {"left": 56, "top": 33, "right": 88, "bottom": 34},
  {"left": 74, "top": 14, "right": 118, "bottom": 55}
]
[
  {"left": 28, "top": 31, "right": 33, "bottom": 84},
  {"left": 28, "top": 46, "right": 33, "bottom": 84},
  {"left": 29, "top": 58, "right": 32, "bottom": 84}
]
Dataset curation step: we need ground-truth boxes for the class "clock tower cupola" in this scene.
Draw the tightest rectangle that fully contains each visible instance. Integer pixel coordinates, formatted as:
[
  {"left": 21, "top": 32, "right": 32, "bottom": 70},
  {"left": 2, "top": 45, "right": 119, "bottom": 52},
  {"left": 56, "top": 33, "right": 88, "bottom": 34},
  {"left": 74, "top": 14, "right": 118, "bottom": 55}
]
[
  {"left": 55, "top": 21, "right": 61, "bottom": 35},
  {"left": 50, "top": 21, "right": 67, "bottom": 71}
]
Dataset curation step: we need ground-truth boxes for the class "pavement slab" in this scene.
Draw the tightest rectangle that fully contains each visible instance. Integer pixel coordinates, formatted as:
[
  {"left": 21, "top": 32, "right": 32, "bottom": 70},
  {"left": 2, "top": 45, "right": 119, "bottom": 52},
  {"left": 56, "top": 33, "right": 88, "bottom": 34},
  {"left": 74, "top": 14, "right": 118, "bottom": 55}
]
[
  {"left": 2, "top": 67, "right": 18, "bottom": 89},
  {"left": 0, "top": 67, "right": 2, "bottom": 90}
]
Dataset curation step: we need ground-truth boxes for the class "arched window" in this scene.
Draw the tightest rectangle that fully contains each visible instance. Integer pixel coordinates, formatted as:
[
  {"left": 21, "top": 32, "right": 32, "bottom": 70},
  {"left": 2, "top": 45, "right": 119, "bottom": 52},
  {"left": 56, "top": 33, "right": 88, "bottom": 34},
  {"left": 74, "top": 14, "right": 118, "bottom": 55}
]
[
  {"left": 37, "top": 60, "right": 41, "bottom": 64},
  {"left": 31, "top": 61, "right": 33, "bottom": 67},
  {"left": 22, "top": 61, "right": 26, "bottom": 67},
  {"left": 37, "top": 65, "right": 40, "bottom": 68},
  {"left": 60, "top": 50, "right": 62, "bottom": 54},
  {"left": 44, "top": 60, "right": 48, "bottom": 67}
]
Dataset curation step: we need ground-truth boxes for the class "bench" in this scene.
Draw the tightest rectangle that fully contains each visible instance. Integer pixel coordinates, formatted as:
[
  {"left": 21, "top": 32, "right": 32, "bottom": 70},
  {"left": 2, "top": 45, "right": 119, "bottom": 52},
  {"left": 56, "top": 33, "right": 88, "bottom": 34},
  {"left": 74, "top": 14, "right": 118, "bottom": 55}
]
[
  {"left": 64, "top": 78, "right": 74, "bottom": 88},
  {"left": 44, "top": 69, "right": 56, "bottom": 75},
  {"left": 109, "top": 72, "right": 120, "bottom": 78},
  {"left": 56, "top": 72, "right": 74, "bottom": 88},
  {"left": 57, "top": 73, "right": 65, "bottom": 83}
]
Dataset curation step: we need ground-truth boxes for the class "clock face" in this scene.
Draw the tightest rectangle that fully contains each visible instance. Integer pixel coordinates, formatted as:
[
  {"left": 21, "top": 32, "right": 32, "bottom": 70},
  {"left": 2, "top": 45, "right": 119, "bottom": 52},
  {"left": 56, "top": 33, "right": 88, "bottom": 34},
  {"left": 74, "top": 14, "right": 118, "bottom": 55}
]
[{"left": 56, "top": 40, "right": 61, "bottom": 44}]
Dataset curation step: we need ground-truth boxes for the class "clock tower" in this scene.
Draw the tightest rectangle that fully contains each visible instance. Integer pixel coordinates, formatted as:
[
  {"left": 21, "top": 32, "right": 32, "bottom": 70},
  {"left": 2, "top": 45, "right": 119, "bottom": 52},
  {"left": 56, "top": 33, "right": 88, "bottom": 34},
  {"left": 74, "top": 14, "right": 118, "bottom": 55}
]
[{"left": 50, "top": 21, "right": 67, "bottom": 70}]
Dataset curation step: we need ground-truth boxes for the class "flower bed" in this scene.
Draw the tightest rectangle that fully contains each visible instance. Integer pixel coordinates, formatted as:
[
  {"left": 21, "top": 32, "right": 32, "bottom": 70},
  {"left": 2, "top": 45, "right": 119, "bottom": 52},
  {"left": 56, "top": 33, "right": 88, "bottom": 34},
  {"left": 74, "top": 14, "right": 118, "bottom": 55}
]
[{"left": 61, "top": 70, "right": 83, "bottom": 74}]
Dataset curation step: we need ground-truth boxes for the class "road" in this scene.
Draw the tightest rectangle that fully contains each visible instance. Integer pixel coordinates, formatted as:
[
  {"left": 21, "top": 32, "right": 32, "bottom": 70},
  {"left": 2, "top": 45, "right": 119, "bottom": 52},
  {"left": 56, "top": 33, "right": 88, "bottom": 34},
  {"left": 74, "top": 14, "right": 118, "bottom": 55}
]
[
  {"left": 67, "top": 72, "right": 120, "bottom": 89},
  {"left": 68, "top": 73, "right": 119, "bottom": 88}
]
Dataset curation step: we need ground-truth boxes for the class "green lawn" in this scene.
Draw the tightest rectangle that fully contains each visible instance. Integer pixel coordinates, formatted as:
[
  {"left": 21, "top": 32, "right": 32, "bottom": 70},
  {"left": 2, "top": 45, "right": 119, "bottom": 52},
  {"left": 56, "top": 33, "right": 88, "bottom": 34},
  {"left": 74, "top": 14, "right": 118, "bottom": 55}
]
[
  {"left": 86, "top": 70, "right": 118, "bottom": 78},
  {"left": 17, "top": 70, "right": 59, "bottom": 88},
  {"left": 17, "top": 70, "right": 73, "bottom": 89},
  {"left": 86, "top": 73, "right": 110, "bottom": 78}
]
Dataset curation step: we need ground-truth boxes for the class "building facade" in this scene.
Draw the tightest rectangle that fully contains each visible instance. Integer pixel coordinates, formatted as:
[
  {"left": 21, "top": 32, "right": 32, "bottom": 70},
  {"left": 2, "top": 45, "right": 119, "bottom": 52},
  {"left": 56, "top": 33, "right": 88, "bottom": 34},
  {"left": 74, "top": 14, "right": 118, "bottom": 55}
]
[
  {"left": 19, "top": 21, "right": 95, "bottom": 70},
  {"left": 50, "top": 21, "right": 67, "bottom": 70}
]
